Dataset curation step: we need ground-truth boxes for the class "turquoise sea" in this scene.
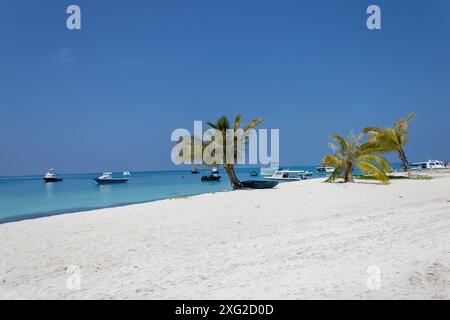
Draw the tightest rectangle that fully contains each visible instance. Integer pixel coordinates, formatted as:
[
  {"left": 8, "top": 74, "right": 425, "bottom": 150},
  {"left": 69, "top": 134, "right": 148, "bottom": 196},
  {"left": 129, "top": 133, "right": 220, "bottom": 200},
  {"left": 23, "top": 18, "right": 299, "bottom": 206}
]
[{"left": 0, "top": 166, "right": 326, "bottom": 223}]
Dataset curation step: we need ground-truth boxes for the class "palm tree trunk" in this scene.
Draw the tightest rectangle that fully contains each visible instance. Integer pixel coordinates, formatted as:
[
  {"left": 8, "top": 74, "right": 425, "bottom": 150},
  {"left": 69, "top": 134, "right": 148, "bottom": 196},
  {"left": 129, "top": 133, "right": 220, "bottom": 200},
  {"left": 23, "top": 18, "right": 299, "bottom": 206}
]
[
  {"left": 344, "top": 162, "right": 354, "bottom": 183},
  {"left": 224, "top": 164, "right": 243, "bottom": 190},
  {"left": 398, "top": 148, "right": 411, "bottom": 174}
]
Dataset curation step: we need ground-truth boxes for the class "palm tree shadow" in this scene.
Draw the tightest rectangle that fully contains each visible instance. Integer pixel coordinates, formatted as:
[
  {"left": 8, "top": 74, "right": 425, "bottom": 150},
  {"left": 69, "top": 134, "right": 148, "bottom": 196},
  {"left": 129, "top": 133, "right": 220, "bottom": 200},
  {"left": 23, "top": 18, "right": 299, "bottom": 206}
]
[
  {"left": 323, "top": 180, "right": 387, "bottom": 186},
  {"left": 353, "top": 181, "right": 388, "bottom": 185}
]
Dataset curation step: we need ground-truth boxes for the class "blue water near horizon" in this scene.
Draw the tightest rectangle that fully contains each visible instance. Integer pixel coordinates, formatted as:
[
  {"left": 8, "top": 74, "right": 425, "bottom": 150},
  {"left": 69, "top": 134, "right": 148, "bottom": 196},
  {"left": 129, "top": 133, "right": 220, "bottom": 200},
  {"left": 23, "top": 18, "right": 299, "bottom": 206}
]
[{"left": 0, "top": 166, "right": 327, "bottom": 224}]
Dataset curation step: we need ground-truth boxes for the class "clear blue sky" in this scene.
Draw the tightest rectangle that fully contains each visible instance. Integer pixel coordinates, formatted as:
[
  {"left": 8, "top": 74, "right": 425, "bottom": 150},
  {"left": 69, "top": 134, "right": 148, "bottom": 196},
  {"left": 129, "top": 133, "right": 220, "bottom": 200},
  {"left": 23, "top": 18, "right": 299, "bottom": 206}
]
[{"left": 1, "top": 0, "right": 449, "bottom": 176}]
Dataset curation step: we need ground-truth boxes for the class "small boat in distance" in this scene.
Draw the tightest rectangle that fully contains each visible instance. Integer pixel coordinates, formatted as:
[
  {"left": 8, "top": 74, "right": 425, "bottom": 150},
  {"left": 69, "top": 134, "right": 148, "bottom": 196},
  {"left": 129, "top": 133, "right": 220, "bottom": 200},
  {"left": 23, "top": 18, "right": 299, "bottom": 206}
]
[
  {"left": 264, "top": 170, "right": 312, "bottom": 182},
  {"left": 95, "top": 172, "right": 129, "bottom": 185},
  {"left": 201, "top": 175, "right": 221, "bottom": 181},
  {"left": 316, "top": 166, "right": 335, "bottom": 173},
  {"left": 250, "top": 171, "right": 258, "bottom": 177},
  {"left": 123, "top": 171, "right": 131, "bottom": 177},
  {"left": 201, "top": 167, "right": 221, "bottom": 182},
  {"left": 242, "top": 180, "right": 278, "bottom": 189},
  {"left": 43, "top": 169, "right": 63, "bottom": 183},
  {"left": 191, "top": 168, "right": 200, "bottom": 174}
]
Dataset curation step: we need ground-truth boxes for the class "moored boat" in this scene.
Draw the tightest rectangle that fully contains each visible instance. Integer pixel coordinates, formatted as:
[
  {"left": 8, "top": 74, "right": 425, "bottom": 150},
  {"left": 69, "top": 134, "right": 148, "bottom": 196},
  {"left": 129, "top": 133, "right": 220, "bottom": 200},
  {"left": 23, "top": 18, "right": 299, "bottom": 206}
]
[
  {"left": 201, "top": 175, "right": 221, "bottom": 181},
  {"left": 264, "top": 170, "right": 312, "bottom": 182},
  {"left": 316, "top": 166, "right": 335, "bottom": 173},
  {"left": 241, "top": 180, "right": 278, "bottom": 189},
  {"left": 411, "top": 160, "right": 447, "bottom": 171},
  {"left": 43, "top": 169, "right": 63, "bottom": 183},
  {"left": 123, "top": 171, "right": 131, "bottom": 177},
  {"left": 201, "top": 167, "right": 221, "bottom": 181},
  {"left": 191, "top": 168, "right": 200, "bottom": 174},
  {"left": 95, "top": 172, "right": 129, "bottom": 184}
]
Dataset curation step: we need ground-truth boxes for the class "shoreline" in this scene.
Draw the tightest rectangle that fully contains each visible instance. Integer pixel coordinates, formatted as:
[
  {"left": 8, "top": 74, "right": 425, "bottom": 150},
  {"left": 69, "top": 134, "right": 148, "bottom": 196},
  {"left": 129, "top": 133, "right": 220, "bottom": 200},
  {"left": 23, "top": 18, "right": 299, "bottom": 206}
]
[
  {"left": 0, "top": 168, "right": 325, "bottom": 224},
  {"left": 0, "top": 190, "right": 229, "bottom": 225},
  {"left": 1, "top": 175, "right": 449, "bottom": 299},
  {"left": 0, "top": 172, "right": 329, "bottom": 225}
]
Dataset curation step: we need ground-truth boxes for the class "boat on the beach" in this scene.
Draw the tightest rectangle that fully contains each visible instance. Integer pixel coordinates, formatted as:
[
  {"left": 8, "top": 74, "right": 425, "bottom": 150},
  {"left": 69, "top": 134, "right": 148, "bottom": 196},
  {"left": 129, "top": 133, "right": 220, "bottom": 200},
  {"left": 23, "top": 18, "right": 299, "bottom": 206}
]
[
  {"left": 264, "top": 170, "right": 312, "bottom": 182},
  {"left": 95, "top": 172, "right": 129, "bottom": 185},
  {"left": 43, "top": 169, "right": 63, "bottom": 183},
  {"left": 411, "top": 160, "right": 448, "bottom": 171},
  {"left": 242, "top": 180, "right": 278, "bottom": 189},
  {"left": 201, "top": 167, "right": 221, "bottom": 182},
  {"left": 316, "top": 166, "right": 335, "bottom": 173}
]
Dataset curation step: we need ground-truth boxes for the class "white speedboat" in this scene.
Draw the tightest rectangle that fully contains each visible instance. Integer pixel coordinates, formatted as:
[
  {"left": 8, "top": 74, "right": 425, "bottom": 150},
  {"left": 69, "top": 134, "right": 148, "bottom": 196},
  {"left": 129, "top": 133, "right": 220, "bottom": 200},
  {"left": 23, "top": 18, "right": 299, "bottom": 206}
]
[
  {"left": 411, "top": 160, "right": 448, "bottom": 171},
  {"left": 123, "top": 171, "right": 131, "bottom": 177},
  {"left": 43, "top": 169, "right": 63, "bottom": 183},
  {"left": 316, "top": 166, "right": 335, "bottom": 173},
  {"left": 264, "top": 170, "right": 312, "bottom": 182},
  {"left": 95, "top": 172, "right": 129, "bottom": 184}
]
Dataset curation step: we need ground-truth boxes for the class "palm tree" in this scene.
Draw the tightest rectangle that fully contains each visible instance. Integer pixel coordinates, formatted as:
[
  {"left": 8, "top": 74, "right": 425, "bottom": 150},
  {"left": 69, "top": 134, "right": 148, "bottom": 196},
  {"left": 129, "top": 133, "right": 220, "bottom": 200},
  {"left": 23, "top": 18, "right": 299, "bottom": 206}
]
[
  {"left": 363, "top": 113, "right": 415, "bottom": 173},
  {"left": 205, "top": 115, "right": 264, "bottom": 190},
  {"left": 322, "top": 132, "right": 392, "bottom": 183}
]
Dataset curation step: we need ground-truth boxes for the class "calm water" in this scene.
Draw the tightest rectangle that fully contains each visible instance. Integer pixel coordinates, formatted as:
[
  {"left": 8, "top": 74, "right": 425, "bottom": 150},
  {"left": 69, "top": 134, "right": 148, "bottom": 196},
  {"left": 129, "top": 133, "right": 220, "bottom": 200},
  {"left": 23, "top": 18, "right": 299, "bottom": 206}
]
[{"left": 0, "top": 166, "right": 325, "bottom": 223}]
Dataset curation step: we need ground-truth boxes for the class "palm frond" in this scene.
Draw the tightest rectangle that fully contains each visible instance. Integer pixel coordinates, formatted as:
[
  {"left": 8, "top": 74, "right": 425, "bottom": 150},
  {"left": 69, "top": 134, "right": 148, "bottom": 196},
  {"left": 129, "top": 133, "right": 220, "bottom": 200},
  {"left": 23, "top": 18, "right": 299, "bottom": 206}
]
[
  {"left": 363, "top": 126, "right": 383, "bottom": 143},
  {"left": 359, "top": 141, "right": 388, "bottom": 155},
  {"left": 322, "top": 155, "right": 341, "bottom": 167},
  {"left": 233, "top": 114, "right": 242, "bottom": 130},
  {"left": 406, "top": 113, "right": 415, "bottom": 122},
  {"left": 212, "top": 116, "right": 230, "bottom": 131},
  {"left": 244, "top": 118, "right": 264, "bottom": 132},
  {"left": 322, "top": 155, "right": 342, "bottom": 182},
  {"left": 330, "top": 134, "right": 348, "bottom": 153},
  {"left": 358, "top": 154, "right": 392, "bottom": 172},
  {"left": 206, "top": 121, "right": 218, "bottom": 130},
  {"left": 358, "top": 161, "right": 389, "bottom": 183},
  {"left": 362, "top": 126, "right": 383, "bottom": 134}
]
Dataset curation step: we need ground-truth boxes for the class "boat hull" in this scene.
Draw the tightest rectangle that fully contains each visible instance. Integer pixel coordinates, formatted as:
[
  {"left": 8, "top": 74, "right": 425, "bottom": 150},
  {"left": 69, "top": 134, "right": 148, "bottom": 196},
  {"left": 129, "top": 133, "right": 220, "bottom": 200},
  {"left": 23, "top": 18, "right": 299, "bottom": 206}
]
[
  {"left": 201, "top": 175, "right": 221, "bottom": 181},
  {"left": 44, "top": 177, "right": 63, "bottom": 183},
  {"left": 316, "top": 168, "right": 334, "bottom": 173},
  {"left": 264, "top": 177, "right": 302, "bottom": 181},
  {"left": 94, "top": 178, "right": 129, "bottom": 185},
  {"left": 242, "top": 180, "right": 278, "bottom": 189}
]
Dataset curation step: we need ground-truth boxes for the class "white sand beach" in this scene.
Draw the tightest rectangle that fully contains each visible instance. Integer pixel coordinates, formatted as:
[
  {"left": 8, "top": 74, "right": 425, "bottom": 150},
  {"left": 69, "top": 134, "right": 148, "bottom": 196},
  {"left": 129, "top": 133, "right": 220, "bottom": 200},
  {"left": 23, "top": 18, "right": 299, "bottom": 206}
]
[{"left": 0, "top": 174, "right": 449, "bottom": 300}]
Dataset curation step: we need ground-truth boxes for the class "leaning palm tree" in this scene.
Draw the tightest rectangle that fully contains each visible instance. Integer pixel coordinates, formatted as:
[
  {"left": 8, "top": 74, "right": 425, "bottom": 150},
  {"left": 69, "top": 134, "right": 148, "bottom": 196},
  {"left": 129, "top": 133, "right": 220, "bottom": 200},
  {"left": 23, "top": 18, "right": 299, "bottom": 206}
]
[
  {"left": 205, "top": 115, "right": 264, "bottom": 190},
  {"left": 363, "top": 113, "right": 415, "bottom": 173},
  {"left": 322, "top": 132, "right": 392, "bottom": 183}
]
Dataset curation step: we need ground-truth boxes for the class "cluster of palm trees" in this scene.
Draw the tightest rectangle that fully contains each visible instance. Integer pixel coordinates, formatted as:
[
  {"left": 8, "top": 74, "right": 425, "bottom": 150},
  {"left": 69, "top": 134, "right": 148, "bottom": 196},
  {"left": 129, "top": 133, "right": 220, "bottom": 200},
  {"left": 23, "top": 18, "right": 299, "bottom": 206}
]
[
  {"left": 191, "top": 113, "right": 414, "bottom": 189},
  {"left": 322, "top": 114, "right": 415, "bottom": 183}
]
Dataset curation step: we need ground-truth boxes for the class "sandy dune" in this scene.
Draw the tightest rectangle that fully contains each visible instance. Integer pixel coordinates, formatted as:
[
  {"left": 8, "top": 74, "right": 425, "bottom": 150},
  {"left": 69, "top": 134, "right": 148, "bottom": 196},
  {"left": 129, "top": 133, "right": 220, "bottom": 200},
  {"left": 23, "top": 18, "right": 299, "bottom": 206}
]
[{"left": 0, "top": 174, "right": 449, "bottom": 299}]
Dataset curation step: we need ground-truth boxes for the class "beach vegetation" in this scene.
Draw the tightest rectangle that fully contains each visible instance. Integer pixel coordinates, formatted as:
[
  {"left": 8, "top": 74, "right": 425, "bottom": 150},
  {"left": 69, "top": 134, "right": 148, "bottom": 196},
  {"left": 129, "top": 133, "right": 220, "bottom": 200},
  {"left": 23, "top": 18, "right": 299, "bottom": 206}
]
[
  {"left": 363, "top": 113, "right": 415, "bottom": 174},
  {"left": 322, "top": 132, "right": 392, "bottom": 183},
  {"left": 409, "top": 174, "right": 433, "bottom": 180},
  {"left": 353, "top": 174, "right": 409, "bottom": 180},
  {"left": 171, "top": 119, "right": 277, "bottom": 167},
  {"left": 205, "top": 115, "right": 264, "bottom": 189}
]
